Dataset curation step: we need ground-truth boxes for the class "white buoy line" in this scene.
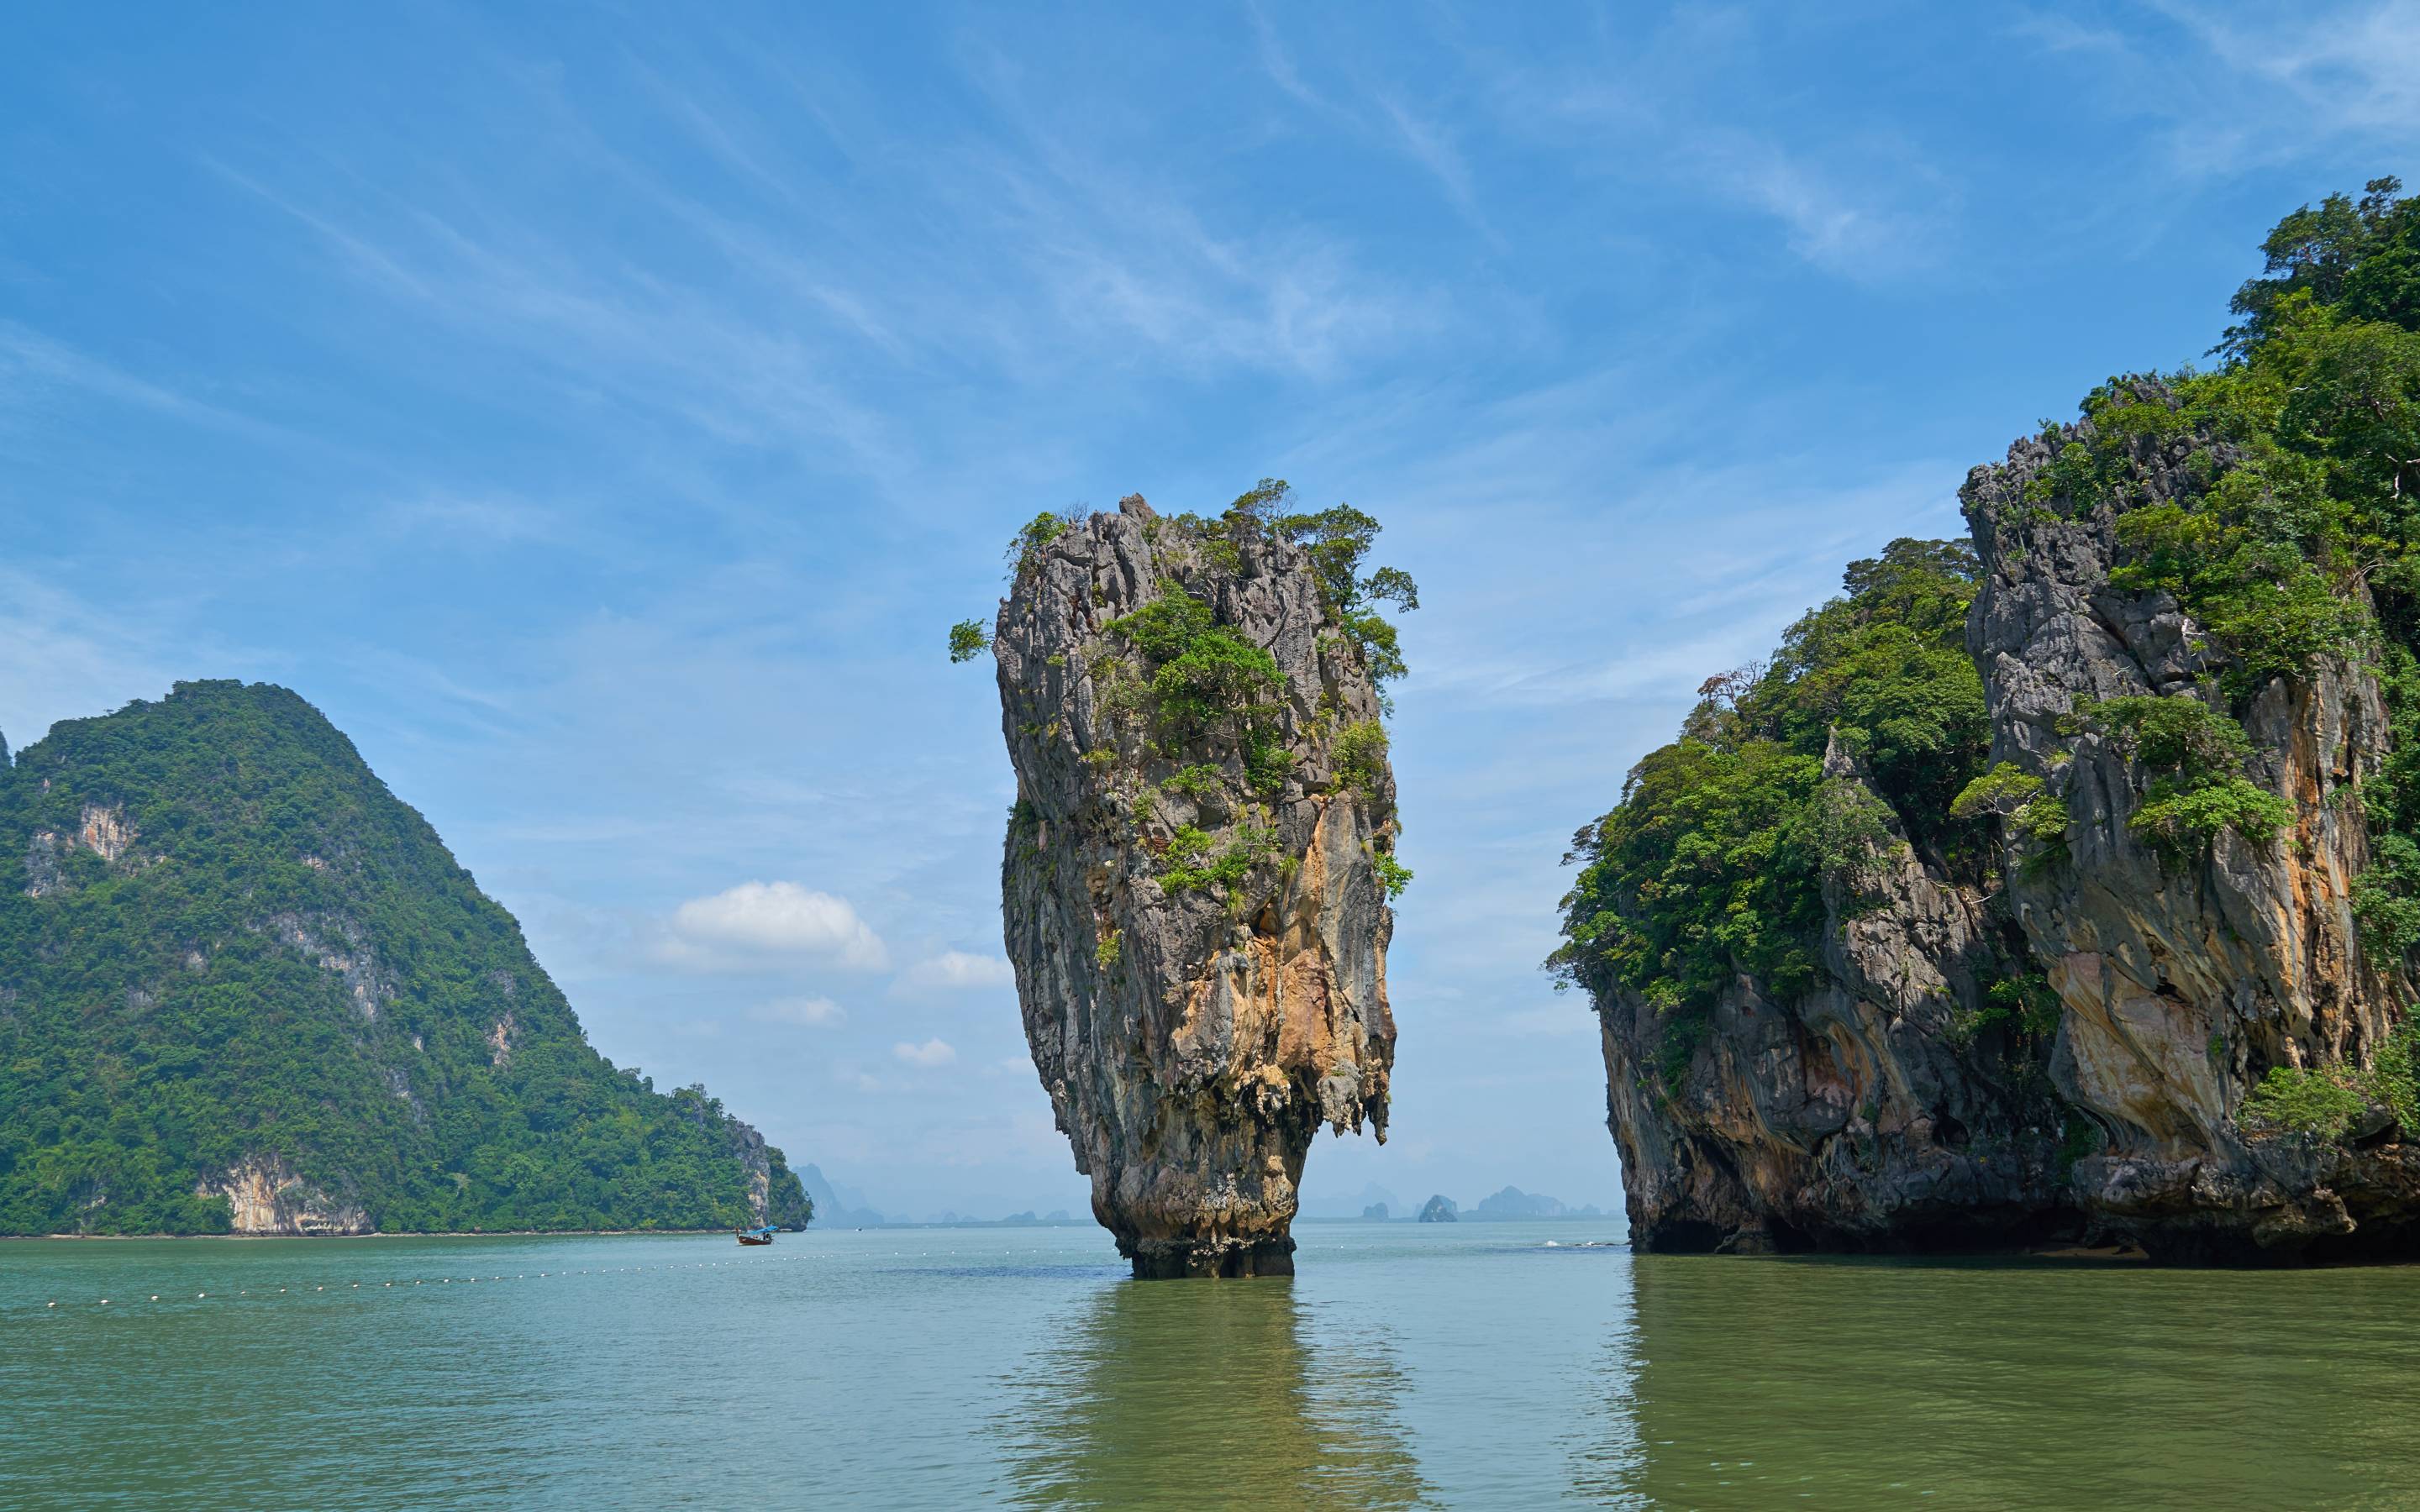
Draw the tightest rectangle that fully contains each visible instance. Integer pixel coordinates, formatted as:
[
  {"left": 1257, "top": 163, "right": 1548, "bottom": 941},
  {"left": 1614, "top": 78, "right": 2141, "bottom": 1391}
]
[{"left": 16, "top": 1247, "right": 819, "bottom": 1315}]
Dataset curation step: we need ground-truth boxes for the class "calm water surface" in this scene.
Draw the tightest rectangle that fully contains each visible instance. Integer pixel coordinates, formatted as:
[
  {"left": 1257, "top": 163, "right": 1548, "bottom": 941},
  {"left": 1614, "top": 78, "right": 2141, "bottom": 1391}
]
[{"left": 3, "top": 1221, "right": 2417, "bottom": 1508}]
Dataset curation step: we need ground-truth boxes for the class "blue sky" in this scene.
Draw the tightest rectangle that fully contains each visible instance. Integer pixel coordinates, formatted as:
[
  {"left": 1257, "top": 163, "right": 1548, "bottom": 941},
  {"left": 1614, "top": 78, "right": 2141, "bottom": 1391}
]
[{"left": 3, "top": 3, "right": 2413, "bottom": 1220}]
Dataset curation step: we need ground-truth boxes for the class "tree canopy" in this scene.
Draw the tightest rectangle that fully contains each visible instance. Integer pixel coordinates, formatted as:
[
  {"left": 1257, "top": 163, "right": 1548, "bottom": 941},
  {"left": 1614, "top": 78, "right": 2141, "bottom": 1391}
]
[{"left": 0, "top": 680, "right": 809, "bottom": 1235}]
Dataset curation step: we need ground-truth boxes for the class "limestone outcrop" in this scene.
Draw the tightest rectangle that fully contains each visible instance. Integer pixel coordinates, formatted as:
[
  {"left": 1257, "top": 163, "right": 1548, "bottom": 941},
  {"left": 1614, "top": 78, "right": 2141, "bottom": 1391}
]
[
  {"left": 1586, "top": 387, "right": 2420, "bottom": 1263},
  {"left": 199, "top": 1156, "right": 371, "bottom": 1236},
  {"left": 1596, "top": 734, "right": 2076, "bottom": 1253},
  {"left": 1963, "top": 405, "right": 2417, "bottom": 1260},
  {"left": 992, "top": 496, "right": 1402, "bottom": 1277}
]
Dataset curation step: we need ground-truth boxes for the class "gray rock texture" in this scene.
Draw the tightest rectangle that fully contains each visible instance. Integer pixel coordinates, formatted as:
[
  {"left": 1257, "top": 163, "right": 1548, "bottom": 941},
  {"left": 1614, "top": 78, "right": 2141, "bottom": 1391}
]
[
  {"left": 1599, "top": 737, "right": 2076, "bottom": 1255},
  {"left": 1598, "top": 385, "right": 2420, "bottom": 1262},
  {"left": 993, "top": 496, "right": 1399, "bottom": 1277},
  {"left": 1965, "top": 391, "right": 2417, "bottom": 1261}
]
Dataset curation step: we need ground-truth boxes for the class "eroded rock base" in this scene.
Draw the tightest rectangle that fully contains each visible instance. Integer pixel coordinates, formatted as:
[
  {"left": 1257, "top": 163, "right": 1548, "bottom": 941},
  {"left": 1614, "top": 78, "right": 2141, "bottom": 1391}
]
[{"left": 1127, "top": 1236, "right": 1297, "bottom": 1280}]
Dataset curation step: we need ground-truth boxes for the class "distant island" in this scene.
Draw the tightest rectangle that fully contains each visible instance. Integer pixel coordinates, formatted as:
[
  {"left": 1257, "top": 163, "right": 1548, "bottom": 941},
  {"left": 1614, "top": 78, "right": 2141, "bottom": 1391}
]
[
  {"left": 1296, "top": 1184, "right": 1610, "bottom": 1223},
  {"left": 0, "top": 680, "right": 809, "bottom": 1236},
  {"left": 797, "top": 1163, "right": 886, "bottom": 1227},
  {"left": 1468, "top": 1186, "right": 1608, "bottom": 1221}
]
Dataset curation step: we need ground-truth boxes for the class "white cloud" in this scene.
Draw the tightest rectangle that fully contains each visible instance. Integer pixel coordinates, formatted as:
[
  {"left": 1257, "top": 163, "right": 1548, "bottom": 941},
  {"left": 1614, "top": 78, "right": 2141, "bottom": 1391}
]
[
  {"left": 750, "top": 995, "right": 846, "bottom": 1027},
  {"left": 896, "top": 949, "right": 1015, "bottom": 993},
  {"left": 661, "top": 881, "right": 888, "bottom": 969},
  {"left": 892, "top": 1037, "right": 957, "bottom": 1068}
]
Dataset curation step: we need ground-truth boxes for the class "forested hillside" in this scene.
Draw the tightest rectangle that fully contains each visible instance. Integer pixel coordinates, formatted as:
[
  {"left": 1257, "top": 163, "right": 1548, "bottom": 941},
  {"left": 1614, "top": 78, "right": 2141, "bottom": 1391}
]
[{"left": 0, "top": 680, "right": 809, "bottom": 1235}]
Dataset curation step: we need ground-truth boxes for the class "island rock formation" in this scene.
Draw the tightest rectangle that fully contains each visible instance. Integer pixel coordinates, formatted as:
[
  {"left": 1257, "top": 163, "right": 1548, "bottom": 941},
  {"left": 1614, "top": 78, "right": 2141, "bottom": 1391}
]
[
  {"left": 0, "top": 680, "right": 811, "bottom": 1236},
  {"left": 1582, "top": 391, "right": 2420, "bottom": 1263},
  {"left": 993, "top": 496, "right": 1401, "bottom": 1277}
]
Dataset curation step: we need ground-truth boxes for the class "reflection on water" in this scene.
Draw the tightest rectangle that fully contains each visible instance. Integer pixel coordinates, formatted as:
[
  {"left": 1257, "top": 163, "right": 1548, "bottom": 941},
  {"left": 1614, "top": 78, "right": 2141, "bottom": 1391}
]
[
  {"left": 1560, "top": 1271, "right": 1645, "bottom": 1505},
  {"left": 11, "top": 1226, "right": 2420, "bottom": 1508},
  {"left": 1622, "top": 1254, "right": 2420, "bottom": 1509},
  {"left": 996, "top": 1278, "right": 1432, "bottom": 1509}
]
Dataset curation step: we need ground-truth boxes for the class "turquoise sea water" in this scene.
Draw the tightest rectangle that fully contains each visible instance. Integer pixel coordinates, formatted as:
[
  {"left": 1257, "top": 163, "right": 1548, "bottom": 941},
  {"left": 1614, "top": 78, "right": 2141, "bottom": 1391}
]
[{"left": 5, "top": 1220, "right": 2418, "bottom": 1509}]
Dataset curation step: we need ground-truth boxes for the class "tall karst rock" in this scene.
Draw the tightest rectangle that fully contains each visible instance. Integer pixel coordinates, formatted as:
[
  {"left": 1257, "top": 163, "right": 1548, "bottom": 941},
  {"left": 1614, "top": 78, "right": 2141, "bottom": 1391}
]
[
  {"left": 1560, "top": 181, "right": 2420, "bottom": 1263},
  {"left": 986, "top": 489, "right": 1413, "bottom": 1277}
]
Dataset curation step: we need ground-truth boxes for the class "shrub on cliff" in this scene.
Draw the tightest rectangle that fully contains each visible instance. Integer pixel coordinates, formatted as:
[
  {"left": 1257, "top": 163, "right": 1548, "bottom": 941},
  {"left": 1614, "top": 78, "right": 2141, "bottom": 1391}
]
[
  {"left": 2242, "top": 1026, "right": 2420, "bottom": 1142},
  {"left": 958, "top": 481, "right": 1419, "bottom": 895},
  {"left": 2062, "top": 696, "right": 2292, "bottom": 856},
  {"left": 1104, "top": 581, "right": 1286, "bottom": 742},
  {"left": 2022, "top": 179, "right": 2420, "bottom": 963},
  {"left": 1549, "top": 539, "right": 1991, "bottom": 1053}
]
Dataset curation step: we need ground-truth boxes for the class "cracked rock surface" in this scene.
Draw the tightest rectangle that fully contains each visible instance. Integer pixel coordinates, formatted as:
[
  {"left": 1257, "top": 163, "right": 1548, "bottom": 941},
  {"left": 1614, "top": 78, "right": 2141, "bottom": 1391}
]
[
  {"left": 993, "top": 497, "right": 1399, "bottom": 1278},
  {"left": 1597, "top": 389, "right": 2420, "bottom": 1263}
]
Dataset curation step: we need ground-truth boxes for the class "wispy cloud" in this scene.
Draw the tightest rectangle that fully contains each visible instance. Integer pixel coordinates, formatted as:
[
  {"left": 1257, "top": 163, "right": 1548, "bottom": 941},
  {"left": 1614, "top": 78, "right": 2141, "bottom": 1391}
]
[
  {"left": 948, "top": 42, "right": 1453, "bottom": 381},
  {"left": 2157, "top": 0, "right": 2420, "bottom": 135},
  {"left": 1244, "top": 0, "right": 1324, "bottom": 110},
  {"left": 1375, "top": 93, "right": 1502, "bottom": 247},
  {"left": 1691, "top": 131, "right": 1946, "bottom": 278},
  {"left": 1469, "top": 13, "right": 1953, "bottom": 281},
  {"left": 2006, "top": 9, "right": 2129, "bottom": 55},
  {"left": 2012, "top": 2, "right": 2420, "bottom": 180},
  {"left": 0, "top": 320, "right": 304, "bottom": 451},
  {"left": 384, "top": 493, "right": 573, "bottom": 550}
]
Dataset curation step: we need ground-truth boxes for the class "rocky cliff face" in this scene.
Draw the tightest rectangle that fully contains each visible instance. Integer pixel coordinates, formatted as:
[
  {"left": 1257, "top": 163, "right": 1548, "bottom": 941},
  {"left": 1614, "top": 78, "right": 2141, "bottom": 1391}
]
[
  {"left": 1597, "top": 735, "right": 2077, "bottom": 1254},
  {"left": 1591, "top": 391, "right": 2420, "bottom": 1263},
  {"left": 1965, "top": 406, "right": 2417, "bottom": 1260},
  {"left": 200, "top": 1156, "right": 371, "bottom": 1236},
  {"left": 994, "top": 496, "right": 1400, "bottom": 1277}
]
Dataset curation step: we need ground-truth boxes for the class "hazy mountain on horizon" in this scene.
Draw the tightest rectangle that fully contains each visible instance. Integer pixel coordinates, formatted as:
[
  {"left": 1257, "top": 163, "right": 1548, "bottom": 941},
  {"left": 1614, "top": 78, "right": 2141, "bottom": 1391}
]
[
  {"left": 797, "top": 1163, "right": 886, "bottom": 1227},
  {"left": 1465, "top": 1186, "right": 1611, "bottom": 1221},
  {"left": 1298, "top": 1180, "right": 1404, "bottom": 1220}
]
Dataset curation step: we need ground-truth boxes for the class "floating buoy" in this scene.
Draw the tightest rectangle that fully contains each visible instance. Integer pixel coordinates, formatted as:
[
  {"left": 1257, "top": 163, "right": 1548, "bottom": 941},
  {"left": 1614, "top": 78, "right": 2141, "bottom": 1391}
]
[
  {"left": 198, "top": 1293, "right": 206, "bottom": 1299},
  {"left": 46, "top": 1301, "right": 55, "bottom": 1308},
  {"left": 99, "top": 1299, "right": 108, "bottom": 1305},
  {"left": 151, "top": 1295, "right": 160, "bottom": 1301}
]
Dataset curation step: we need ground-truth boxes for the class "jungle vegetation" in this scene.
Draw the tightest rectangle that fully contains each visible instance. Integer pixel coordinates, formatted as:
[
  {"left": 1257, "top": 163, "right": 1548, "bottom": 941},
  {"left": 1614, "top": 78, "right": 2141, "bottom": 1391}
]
[
  {"left": 0, "top": 680, "right": 810, "bottom": 1235},
  {"left": 1550, "top": 178, "right": 2420, "bottom": 1096}
]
